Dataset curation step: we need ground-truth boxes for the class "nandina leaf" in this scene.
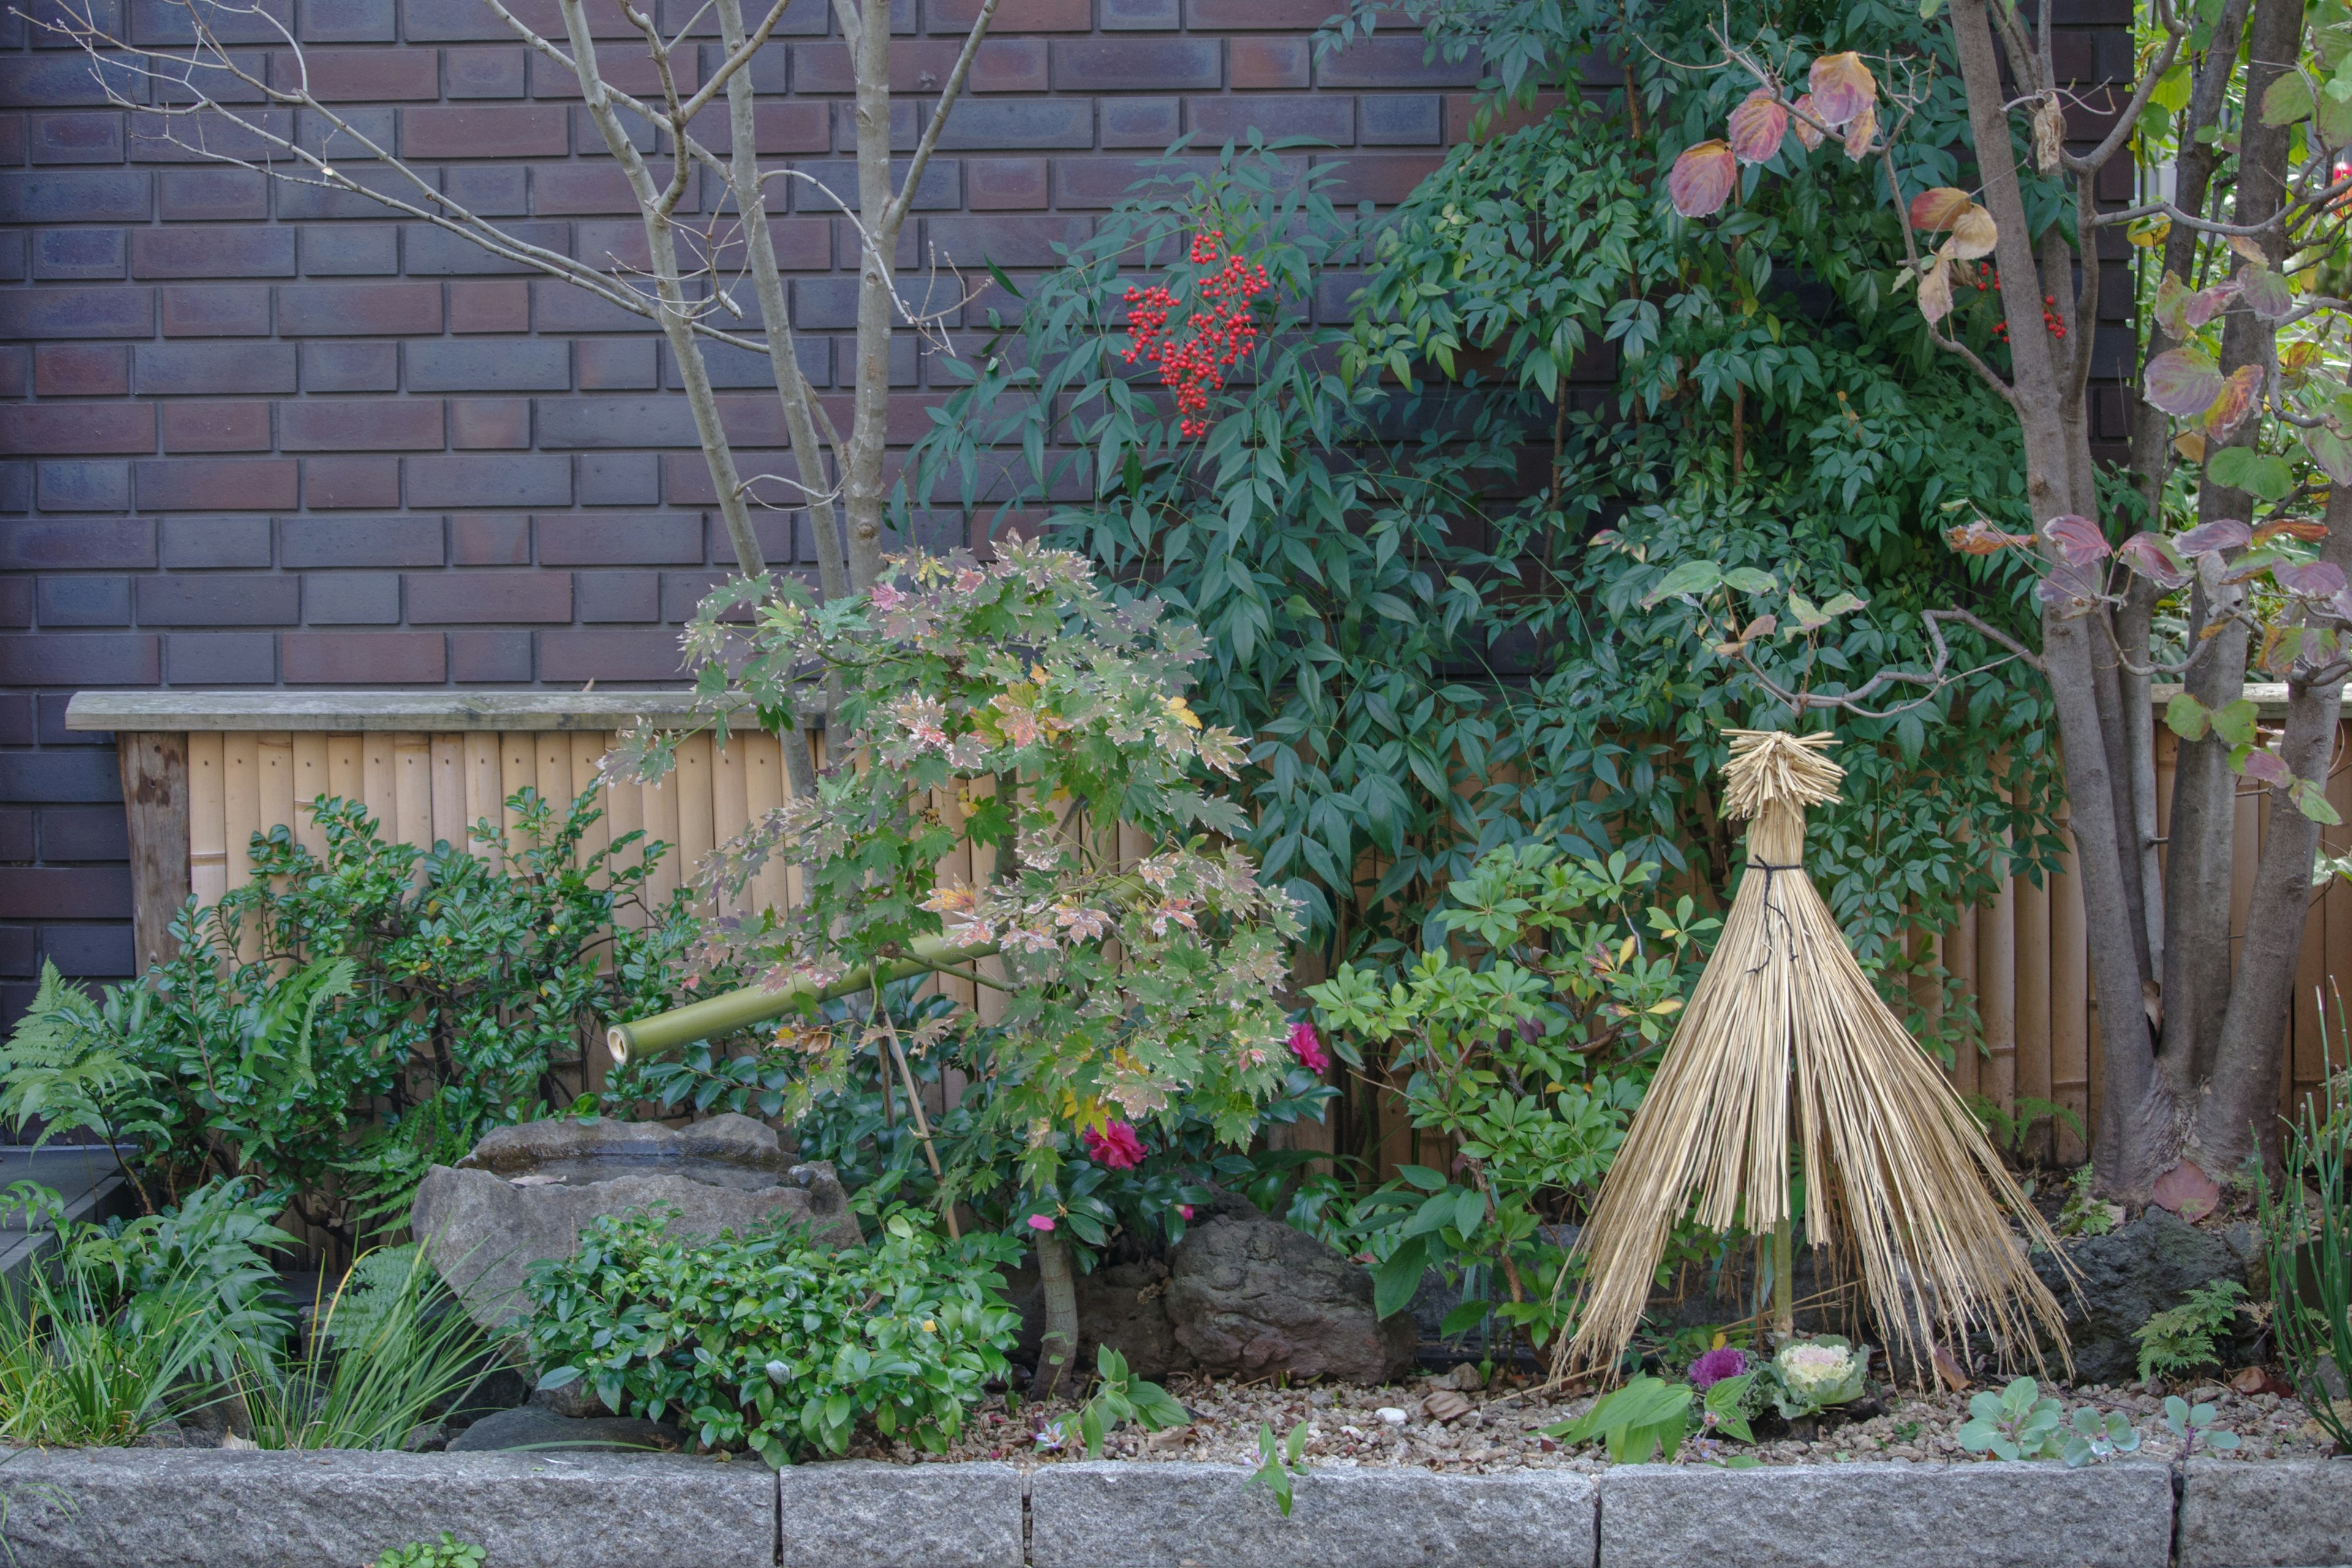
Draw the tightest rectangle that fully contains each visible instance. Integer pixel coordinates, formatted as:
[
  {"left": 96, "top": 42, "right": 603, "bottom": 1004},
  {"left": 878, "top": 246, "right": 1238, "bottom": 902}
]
[
  {"left": 2174, "top": 518, "right": 2252, "bottom": 556},
  {"left": 2144, "top": 347, "right": 2226, "bottom": 417},
  {"left": 2116, "top": 531, "right": 2189, "bottom": 587},
  {"left": 2305, "top": 426, "right": 2352, "bottom": 486},
  {"left": 2041, "top": 514, "right": 2111, "bottom": 565},
  {"left": 1728, "top": 90, "right": 1790, "bottom": 163},
  {"left": 1807, "top": 51, "right": 1877, "bottom": 126},
  {"left": 1944, "top": 204, "right": 1998, "bottom": 260},
  {"left": 1917, "top": 256, "right": 1954, "bottom": 325},
  {"left": 2185, "top": 281, "right": 2240, "bottom": 328},
  {"left": 2239, "top": 264, "right": 2295, "bottom": 321},
  {"left": 2202, "top": 364, "right": 2264, "bottom": 437},
  {"left": 1908, "top": 186, "right": 1973, "bottom": 229},
  {"left": 2153, "top": 272, "right": 2192, "bottom": 339},
  {"left": 2241, "top": 748, "right": 2293, "bottom": 788},
  {"left": 2273, "top": 560, "right": 2348, "bottom": 599},
  {"left": 1789, "top": 94, "right": 1825, "bottom": 149},
  {"left": 1668, "top": 141, "right": 1738, "bottom": 217},
  {"left": 1841, "top": 100, "right": 1877, "bottom": 160}
]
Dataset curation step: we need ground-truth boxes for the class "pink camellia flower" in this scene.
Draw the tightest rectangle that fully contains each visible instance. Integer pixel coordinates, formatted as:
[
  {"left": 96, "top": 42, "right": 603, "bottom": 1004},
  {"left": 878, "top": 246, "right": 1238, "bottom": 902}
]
[
  {"left": 1288, "top": 1020, "right": 1330, "bottom": 1075},
  {"left": 1026, "top": 1214, "right": 1055, "bottom": 1232},
  {"left": 1177, "top": 1204, "right": 1195, "bottom": 1220},
  {"left": 1082, "top": 1121, "right": 1148, "bottom": 1170},
  {"left": 1689, "top": 1346, "right": 1748, "bottom": 1390}
]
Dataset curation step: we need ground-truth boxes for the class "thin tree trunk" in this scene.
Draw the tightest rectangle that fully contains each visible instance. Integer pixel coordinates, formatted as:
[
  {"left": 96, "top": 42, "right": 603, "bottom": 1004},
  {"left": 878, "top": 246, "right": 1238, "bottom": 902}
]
[{"left": 1033, "top": 1228, "right": 1081, "bottom": 1398}]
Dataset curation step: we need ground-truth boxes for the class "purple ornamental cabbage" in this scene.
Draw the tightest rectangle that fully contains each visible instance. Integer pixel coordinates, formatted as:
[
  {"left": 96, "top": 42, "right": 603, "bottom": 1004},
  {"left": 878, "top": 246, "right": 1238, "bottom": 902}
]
[{"left": 1688, "top": 1347, "right": 1749, "bottom": 1390}]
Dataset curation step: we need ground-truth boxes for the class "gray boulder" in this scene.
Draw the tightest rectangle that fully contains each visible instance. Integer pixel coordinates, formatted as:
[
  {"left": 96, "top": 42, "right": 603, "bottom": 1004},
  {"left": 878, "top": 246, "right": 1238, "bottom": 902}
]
[
  {"left": 445, "top": 1404, "right": 685, "bottom": 1454},
  {"left": 1165, "top": 1194, "right": 1417, "bottom": 1384},
  {"left": 2026, "top": 1207, "right": 2260, "bottom": 1383},
  {"left": 411, "top": 1114, "right": 863, "bottom": 1333}
]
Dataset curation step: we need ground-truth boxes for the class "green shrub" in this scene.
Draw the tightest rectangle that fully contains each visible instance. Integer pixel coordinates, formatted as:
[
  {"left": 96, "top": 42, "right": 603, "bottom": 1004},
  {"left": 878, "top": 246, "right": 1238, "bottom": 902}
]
[
  {"left": 373, "top": 1534, "right": 486, "bottom": 1568},
  {"left": 524, "top": 1208, "right": 1019, "bottom": 1467},
  {"left": 2133, "top": 1280, "right": 2247, "bottom": 1384}
]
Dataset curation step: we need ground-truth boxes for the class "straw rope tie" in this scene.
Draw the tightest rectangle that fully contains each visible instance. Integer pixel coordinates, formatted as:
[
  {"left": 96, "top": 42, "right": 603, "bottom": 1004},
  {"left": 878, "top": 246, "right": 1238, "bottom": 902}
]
[{"left": 1744, "top": 859, "right": 1805, "bottom": 971}]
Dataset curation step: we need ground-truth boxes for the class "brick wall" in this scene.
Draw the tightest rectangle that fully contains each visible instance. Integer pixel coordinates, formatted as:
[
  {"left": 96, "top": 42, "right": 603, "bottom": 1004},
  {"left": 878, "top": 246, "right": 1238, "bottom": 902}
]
[{"left": 0, "top": 0, "right": 1480, "bottom": 1011}]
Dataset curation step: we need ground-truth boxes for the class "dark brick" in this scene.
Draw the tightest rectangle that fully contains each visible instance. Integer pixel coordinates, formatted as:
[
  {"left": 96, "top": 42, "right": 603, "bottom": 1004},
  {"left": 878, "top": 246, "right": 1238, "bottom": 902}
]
[
  {"left": 281, "top": 399, "right": 445, "bottom": 451},
  {"left": 575, "top": 570, "right": 658, "bottom": 622},
  {"left": 134, "top": 458, "right": 298, "bottom": 511},
  {"left": 130, "top": 0, "right": 292, "bottom": 45},
  {"left": 448, "top": 627, "right": 532, "bottom": 681},
  {"left": 0, "top": 579, "right": 26, "bottom": 631},
  {"left": 162, "top": 630, "right": 276, "bottom": 683},
  {"left": 31, "top": 228, "right": 126, "bottom": 281},
  {"left": 790, "top": 275, "right": 859, "bottom": 330},
  {"left": 269, "top": 45, "right": 439, "bottom": 99},
  {"left": 537, "top": 511, "right": 703, "bottom": 565},
  {"left": 447, "top": 279, "right": 529, "bottom": 333},
  {"left": 0, "top": 286, "right": 153, "bottom": 340},
  {"left": 279, "top": 513, "right": 442, "bottom": 567},
  {"left": 135, "top": 342, "right": 298, "bottom": 396},
  {"left": 35, "top": 344, "right": 130, "bottom": 397},
  {"left": 965, "top": 156, "right": 1050, "bottom": 208},
  {"left": 0, "top": 518, "right": 154, "bottom": 571},
  {"left": 1099, "top": 97, "right": 1180, "bottom": 148},
  {"left": 793, "top": 38, "right": 1045, "bottom": 94},
  {"left": 1359, "top": 94, "right": 1442, "bottom": 145},
  {"left": 538, "top": 628, "right": 683, "bottom": 682},
  {"left": 39, "top": 924, "right": 135, "bottom": 980},
  {"left": 27, "top": 111, "right": 124, "bottom": 164},
  {"left": 36, "top": 806, "right": 129, "bottom": 863},
  {"left": 0, "top": 349, "right": 21, "bottom": 401},
  {"left": 0, "top": 698, "right": 29, "bottom": 745},
  {"left": 0, "top": 56, "right": 145, "bottom": 110},
  {"left": 529, "top": 163, "right": 644, "bottom": 216},
  {"left": 0, "top": 404, "right": 153, "bottom": 456},
  {"left": 536, "top": 397, "right": 698, "bottom": 449},
  {"left": 1227, "top": 37, "right": 1308, "bottom": 89},
  {"left": 450, "top": 513, "right": 529, "bottom": 565},
  {"left": 399, "top": 104, "right": 567, "bottom": 159},
  {"left": 450, "top": 399, "right": 529, "bottom": 449},
  {"left": 0, "top": 633, "right": 158, "bottom": 686},
  {"left": 36, "top": 461, "right": 132, "bottom": 511},
  {"left": 405, "top": 454, "right": 571, "bottom": 508},
  {"left": 300, "top": 456, "right": 401, "bottom": 507},
  {"left": 299, "top": 0, "right": 398, "bottom": 42},
  {"left": 930, "top": 0, "right": 1087, "bottom": 28},
  {"left": 1316, "top": 36, "right": 1482, "bottom": 87},
  {"left": 1101, "top": 0, "right": 1179, "bottom": 25},
  {"left": 275, "top": 164, "right": 437, "bottom": 221},
  {"left": 0, "top": 170, "right": 151, "bottom": 223},
  {"left": 36, "top": 576, "right": 132, "bottom": 627},
  {"left": 1056, "top": 38, "right": 1219, "bottom": 91},
  {"left": 159, "top": 515, "right": 272, "bottom": 568},
  {"left": 1189, "top": 94, "right": 1349, "bottom": 143},
  {"left": 439, "top": 45, "right": 528, "bottom": 98},
  {"left": 575, "top": 452, "right": 660, "bottom": 505},
  {"left": 281, "top": 630, "right": 444, "bottom": 683},
  {"left": 405, "top": 340, "right": 570, "bottom": 392},
  {"left": 303, "top": 571, "right": 400, "bottom": 624},
  {"left": 277, "top": 281, "right": 441, "bottom": 336},
  {"left": 663, "top": 337, "right": 829, "bottom": 391},
  {"left": 576, "top": 338, "right": 657, "bottom": 390},
  {"left": 660, "top": 569, "right": 726, "bottom": 621},
  {"left": 134, "top": 573, "right": 300, "bottom": 625},
  {"left": 0, "top": 811, "right": 28, "bottom": 863},
  {"left": 160, "top": 402, "right": 273, "bottom": 453},
  {"left": 932, "top": 97, "right": 1094, "bottom": 149},
  {"left": 405, "top": 571, "right": 570, "bottom": 623},
  {"left": 1310, "top": 151, "right": 1442, "bottom": 203},
  {"left": 160, "top": 284, "right": 272, "bottom": 337},
  {"left": 0, "top": 751, "right": 124, "bottom": 806},
  {"left": 927, "top": 213, "right": 1091, "bottom": 266},
  {"left": 531, "top": 281, "right": 644, "bottom": 333},
  {"left": 0, "top": 868, "right": 131, "bottom": 921},
  {"left": 300, "top": 225, "right": 400, "bottom": 276},
  {"left": 157, "top": 167, "right": 268, "bottom": 222},
  {"left": 300, "top": 341, "right": 398, "bottom": 393}
]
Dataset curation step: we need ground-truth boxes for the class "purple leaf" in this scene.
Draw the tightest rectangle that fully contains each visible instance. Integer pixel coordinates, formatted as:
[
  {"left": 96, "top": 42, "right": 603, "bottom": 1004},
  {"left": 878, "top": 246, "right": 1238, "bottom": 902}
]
[
  {"left": 2274, "top": 560, "right": 2350, "bottom": 599},
  {"left": 2116, "top": 531, "right": 2189, "bottom": 587},
  {"left": 2240, "top": 265, "right": 2295, "bottom": 322},
  {"left": 2241, "top": 749, "right": 2293, "bottom": 788},
  {"left": 2145, "top": 347, "right": 2227, "bottom": 417},
  {"left": 2175, "top": 518, "right": 2253, "bottom": 556},
  {"left": 2185, "top": 282, "right": 2241, "bottom": 328},
  {"left": 1668, "top": 141, "right": 1738, "bottom": 217},
  {"left": 2041, "top": 514, "right": 2111, "bottom": 565}
]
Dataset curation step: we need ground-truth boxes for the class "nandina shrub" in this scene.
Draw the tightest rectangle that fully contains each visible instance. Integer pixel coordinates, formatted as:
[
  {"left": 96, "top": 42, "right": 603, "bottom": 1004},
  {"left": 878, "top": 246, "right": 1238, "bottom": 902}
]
[{"left": 525, "top": 1207, "right": 1020, "bottom": 1466}]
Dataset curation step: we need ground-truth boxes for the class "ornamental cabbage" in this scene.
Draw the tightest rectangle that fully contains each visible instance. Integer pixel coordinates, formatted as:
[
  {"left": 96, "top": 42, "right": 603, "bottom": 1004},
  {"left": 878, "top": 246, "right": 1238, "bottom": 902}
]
[{"left": 1771, "top": 1336, "right": 1870, "bottom": 1418}]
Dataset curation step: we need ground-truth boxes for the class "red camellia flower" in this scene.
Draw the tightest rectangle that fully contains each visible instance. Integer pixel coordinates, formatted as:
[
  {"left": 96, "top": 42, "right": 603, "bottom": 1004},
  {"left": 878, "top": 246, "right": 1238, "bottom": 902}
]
[
  {"left": 1288, "top": 1020, "right": 1329, "bottom": 1075},
  {"left": 1082, "top": 1121, "right": 1149, "bottom": 1169}
]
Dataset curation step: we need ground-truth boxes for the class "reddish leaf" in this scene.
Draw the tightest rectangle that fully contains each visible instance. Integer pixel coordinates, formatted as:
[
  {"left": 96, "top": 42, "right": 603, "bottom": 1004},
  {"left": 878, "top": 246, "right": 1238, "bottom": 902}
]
[
  {"left": 1728, "top": 89, "right": 1790, "bottom": 164},
  {"left": 1807, "top": 51, "right": 1877, "bottom": 126},
  {"left": 2203, "top": 364, "right": 2263, "bottom": 437},
  {"left": 1945, "top": 205, "right": 1997, "bottom": 260},
  {"left": 2175, "top": 518, "right": 2252, "bottom": 556},
  {"left": 2116, "top": 531, "right": 2189, "bottom": 587},
  {"left": 1908, "top": 186, "right": 1972, "bottom": 230},
  {"left": 2275, "top": 560, "right": 2348, "bottom": 599},
  {"left": 1945, "top": 519, "right": 2034, "bottom": 554},
  {"left": 2041, "top": 514, "right": 2111, "bottom": 565},
  {"left": 2252, "top": 518, "right": 2329, "bottom": 544},
  {"left": 1668, "top": 140, "right": 1738, "bottom": 217},
  {"left": 2149, "top": 1157, "right": 2220, "bottom": 1223},
  {"left": 2240, "top": 264, "right": 2295, "bottom": 321},
  {"left": 2034, "top": 564, "right": 2102, "bottom": 612},
  {"left": 1789, "top": 93, "right": 1825, "bottom": 149},
  {"left": 2153, "top": 272, "right": 2192, "bottom": 339},
  {"left": 2242, "top": 748, "right": 2294, "bottom": 788},
  {"left": 2185, "top": 281, "right": 2240, "bottom": 328},
  {"left": 1841, "top": 100, "right": 1877, "bottom": 161},
  {"left": 2306, "top": 426, "right": 2352, "bottom": 486},
  {"left": 2144, "top": 347, "right": 2226, "bottom": 417}
]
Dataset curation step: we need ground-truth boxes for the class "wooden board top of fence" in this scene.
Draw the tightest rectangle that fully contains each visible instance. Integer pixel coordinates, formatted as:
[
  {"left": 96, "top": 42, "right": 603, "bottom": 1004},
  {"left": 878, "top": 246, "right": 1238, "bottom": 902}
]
[{"left": 62, "top": 689, "right": 771, "bottom": 733}]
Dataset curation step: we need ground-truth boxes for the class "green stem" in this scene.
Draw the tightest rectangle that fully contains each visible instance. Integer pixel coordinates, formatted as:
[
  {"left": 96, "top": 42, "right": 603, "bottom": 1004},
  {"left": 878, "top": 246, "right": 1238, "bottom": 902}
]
[{"left": 1773, "top": 1212, "right": 1795, "bottom": 1341}]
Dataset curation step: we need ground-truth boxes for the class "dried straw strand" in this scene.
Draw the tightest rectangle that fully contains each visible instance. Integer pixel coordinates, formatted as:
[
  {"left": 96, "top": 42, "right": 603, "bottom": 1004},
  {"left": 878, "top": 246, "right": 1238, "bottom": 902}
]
[{"left": 1556, "top": 729, "right": 2070, "bottom": 1384}]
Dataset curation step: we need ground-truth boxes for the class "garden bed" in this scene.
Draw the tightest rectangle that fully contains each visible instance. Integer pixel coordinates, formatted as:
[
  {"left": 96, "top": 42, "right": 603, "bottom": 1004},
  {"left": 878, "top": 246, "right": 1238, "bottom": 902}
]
[{"left": 1, "top": 1444, "right": 2343, "bottom": 1568}]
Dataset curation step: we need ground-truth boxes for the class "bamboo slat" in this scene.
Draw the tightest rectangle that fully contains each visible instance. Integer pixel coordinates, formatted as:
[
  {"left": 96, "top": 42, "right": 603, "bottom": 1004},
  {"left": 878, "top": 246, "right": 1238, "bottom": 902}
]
[
  {"left": 570, "top": 731, "right": 611, "bottom": 872},
  {"left": 462, "top": 733, "right": 503, "bottom": 861},
  {"left": 290, "top": 734, "right": 331, "bottom": 862},
  {"left": 429, "top": 736, "right": 466, "bottom": 857},
  {"left": 187, "top": 731, "right": 226, "bottom": 910}
]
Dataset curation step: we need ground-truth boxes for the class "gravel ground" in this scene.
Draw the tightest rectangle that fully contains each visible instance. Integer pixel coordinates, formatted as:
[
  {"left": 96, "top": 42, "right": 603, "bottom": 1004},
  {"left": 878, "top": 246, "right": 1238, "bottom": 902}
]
[{"left": 872, "top": 1368, "right": 2339, "bottom": 1472}]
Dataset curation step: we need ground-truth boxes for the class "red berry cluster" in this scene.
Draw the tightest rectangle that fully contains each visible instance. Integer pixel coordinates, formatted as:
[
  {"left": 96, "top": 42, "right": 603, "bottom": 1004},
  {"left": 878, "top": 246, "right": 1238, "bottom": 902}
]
[
  {"left": 1968, "top": 264, "right": 2066, "bottom": 341},
  {"left": 1121, "top": 230, "right": 1273, "bottom": 438}
]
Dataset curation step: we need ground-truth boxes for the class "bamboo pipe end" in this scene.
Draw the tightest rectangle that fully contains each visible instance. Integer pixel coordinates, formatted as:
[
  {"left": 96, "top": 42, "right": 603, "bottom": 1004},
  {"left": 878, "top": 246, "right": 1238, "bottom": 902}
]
[{"left": 606, "top": 1024, "right": 632, "bottom": 1066}]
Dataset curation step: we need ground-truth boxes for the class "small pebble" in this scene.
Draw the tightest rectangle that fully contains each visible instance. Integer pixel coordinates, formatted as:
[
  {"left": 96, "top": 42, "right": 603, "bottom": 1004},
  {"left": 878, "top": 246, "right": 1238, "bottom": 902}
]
[{"left": 1377, "top": 1407, "right": 1409, "bottom": 1426}]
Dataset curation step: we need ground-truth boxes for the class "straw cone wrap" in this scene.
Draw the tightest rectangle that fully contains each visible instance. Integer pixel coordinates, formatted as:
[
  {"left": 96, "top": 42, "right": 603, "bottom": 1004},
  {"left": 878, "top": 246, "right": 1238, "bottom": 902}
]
[{"left": 1556, "top": 729, "right": 2069, "bottom": 1382}]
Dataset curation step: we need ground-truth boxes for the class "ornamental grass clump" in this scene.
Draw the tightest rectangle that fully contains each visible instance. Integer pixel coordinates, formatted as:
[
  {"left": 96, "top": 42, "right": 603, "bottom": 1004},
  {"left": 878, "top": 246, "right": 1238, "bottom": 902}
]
[{"left": 1558, "top": 729, "right": 2070, "bottom": 1385}]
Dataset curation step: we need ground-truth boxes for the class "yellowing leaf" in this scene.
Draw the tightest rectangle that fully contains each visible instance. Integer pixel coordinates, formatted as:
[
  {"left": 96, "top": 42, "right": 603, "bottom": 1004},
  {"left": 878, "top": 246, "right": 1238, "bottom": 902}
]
[
  {"left": 1945, "top": 204, "right": 1998, "bottom": 260},
  {"left": 1789, "top": 93, "right": 1826, "bottom": 149},
  {"left": 1908, "top": 186, "right": 1973, "bottom": 229},
  {"left": 1668, "top": 140, "right": 1738, "bottom": 217},
  {"left": 1727, "top": 89, "right": 1790, "bottom": 164},
  {"left": 1917, "top": 255, "right": 1954, "bottom": 325},
  {"left": 2173, "top": 430, "right": 2208, "bottom": 462},
  {"left": 1808, "top": 51, "right": 1877, "bottom": 126},
  {"left": 1842, "top": 100, "right": 1878, "bottom": 160}
]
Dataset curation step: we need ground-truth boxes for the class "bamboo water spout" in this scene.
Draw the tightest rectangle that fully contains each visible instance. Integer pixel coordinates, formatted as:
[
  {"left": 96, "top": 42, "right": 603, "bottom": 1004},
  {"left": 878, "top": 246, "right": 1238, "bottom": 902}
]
[{"left": 1557, "top": 729, "right": 2070, "bottom": 1384}]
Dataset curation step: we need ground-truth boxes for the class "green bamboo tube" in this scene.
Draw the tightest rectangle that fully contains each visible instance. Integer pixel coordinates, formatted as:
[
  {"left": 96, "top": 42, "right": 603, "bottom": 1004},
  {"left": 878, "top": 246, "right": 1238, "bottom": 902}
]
[{"left": 605, "top": 937, "right": 1000, "bottom": 1065}]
